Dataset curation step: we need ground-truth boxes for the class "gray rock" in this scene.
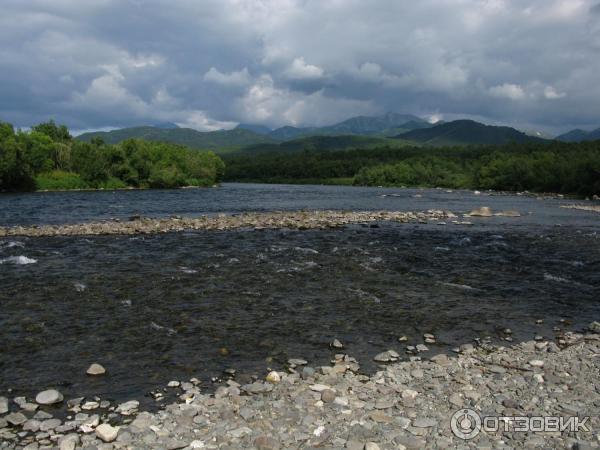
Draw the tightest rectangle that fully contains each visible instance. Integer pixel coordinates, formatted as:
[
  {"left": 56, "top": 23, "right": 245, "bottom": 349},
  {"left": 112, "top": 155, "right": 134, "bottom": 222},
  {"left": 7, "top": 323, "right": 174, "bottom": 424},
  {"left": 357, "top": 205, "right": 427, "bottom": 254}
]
[
  {"left": 254, "top": 435, "right": 280, "bottom": 450},
  {"left": 95, "top": 423, "right": 119, "bottom": 442},
  {"left": 412, "top": 417, "right": 437, "bottom": 428},
  {"left": 373, "top": 350, "right": 399, "bottom": 362},
  {"left": 116, "top": 400, "right": 139, "bottom": 415},
  {"left": 35, "top": 389, "right": 63, "bottom": 405},
  {"left": 321, "top": 389, "right": 336, "bottom": 403},
  {"left": 58, "top": 434, "right": 80, "bottom": 450},
  {"left": 241, "top": 382, "right": 273, "bottom": 394},
  {"left": 288, "top": 358, "right": 308, "bottom": 366},
  {"left": 331, "top": 339, "right": 344, "bottom": 349},
  {"left": 22, "top": 419, "right": 41, "bottom": 432},
  {"left": 587, "top": 321, "right": 600, "bottom": 333},
  {"left": 6, "top": 412, "right": 27, "bottom": 426},
  {"left": 39, "top": 418, "right": 61, "bottom": 431},
  {"left": 0, "top": 397, "right": 8, "bottom": 415}
]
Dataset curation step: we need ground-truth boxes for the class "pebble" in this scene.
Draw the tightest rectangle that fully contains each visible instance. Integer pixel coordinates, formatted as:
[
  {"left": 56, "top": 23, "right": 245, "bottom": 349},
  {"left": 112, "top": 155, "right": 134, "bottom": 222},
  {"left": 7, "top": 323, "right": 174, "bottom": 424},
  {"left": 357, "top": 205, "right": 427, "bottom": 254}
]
[
  {"left": 86, "top": 363, "right": 106, "bottom": 376},
  {"left": 35, "top": 389, "right": 63, "bottom": 405},
  {"left": 167, "top": 381, "right": 180, "bottom": 387},
  {"left": 4, "top": 329, "right": 598, "bottom": 450},
  {"left": 529, "top": 359, "right": 545, "bottom": 367},
  {"left": 0, "top": 396, "right": 8, "bottom": 414}
]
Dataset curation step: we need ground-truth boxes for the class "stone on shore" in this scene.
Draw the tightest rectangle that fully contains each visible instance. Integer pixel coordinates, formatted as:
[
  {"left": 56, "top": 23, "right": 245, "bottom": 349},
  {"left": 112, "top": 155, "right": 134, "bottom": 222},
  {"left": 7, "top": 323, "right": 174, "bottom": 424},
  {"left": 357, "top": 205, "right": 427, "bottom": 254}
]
[
  {"left": 589, "top": 321, "right": 600, "bottom": 332},
  {"left": 0, "top": 396, "right": 8, "bottom": 414},
  {"left": 331, "top": 339, "right": 344, "bottom": 349},
  {"left": 35, "top": 389, "right": 63, "bottom": 405},
  {"left": 115, "top": 400, "right": 139, "bottom": 415},
  {"left": 373, "top": 350, "right": 399, "bottom": 362},
  {"left": 468, "top": 206, "right": 493, "bottom": 217},
  {"left": 266, "top": 371, "right": 281, "bottom": 383},
  {"left": 86, "top": 363, "right": 106, "bottom": 376},
  {"left": 6, "top": 412, "right": 27, "bottom": 426},
  {"left": 95, "top": 423, "right": 119, "bottom": 442}
]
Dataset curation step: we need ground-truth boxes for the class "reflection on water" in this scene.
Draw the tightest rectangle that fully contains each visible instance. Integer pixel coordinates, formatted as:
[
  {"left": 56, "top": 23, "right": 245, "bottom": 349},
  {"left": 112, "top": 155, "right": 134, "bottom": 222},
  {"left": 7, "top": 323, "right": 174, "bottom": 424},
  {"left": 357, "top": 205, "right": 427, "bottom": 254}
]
[{"left": 1, "top": 223, "right": 599, "bottom": 407}]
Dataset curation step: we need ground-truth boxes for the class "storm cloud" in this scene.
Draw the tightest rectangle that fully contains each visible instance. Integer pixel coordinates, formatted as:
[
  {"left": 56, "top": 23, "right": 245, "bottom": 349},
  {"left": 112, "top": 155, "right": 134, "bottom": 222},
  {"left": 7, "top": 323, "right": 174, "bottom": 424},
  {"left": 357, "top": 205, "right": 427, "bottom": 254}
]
[{"left": 1, "top": 0, "right": 600, "bottom": 134}]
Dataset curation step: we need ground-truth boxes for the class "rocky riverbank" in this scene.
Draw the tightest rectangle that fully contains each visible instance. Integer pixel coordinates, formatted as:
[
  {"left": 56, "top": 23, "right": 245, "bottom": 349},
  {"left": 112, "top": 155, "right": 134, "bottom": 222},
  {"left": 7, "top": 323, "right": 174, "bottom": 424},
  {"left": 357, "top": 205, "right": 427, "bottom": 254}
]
[
  {"left": 1, "top": 325, "right": 599, "bottom": 450},
  {"left": 561, "top": 204, "right": 600, "bottom": 213},
  {"left": 0, "top": 210, "right": 459, "bottom": 238}
]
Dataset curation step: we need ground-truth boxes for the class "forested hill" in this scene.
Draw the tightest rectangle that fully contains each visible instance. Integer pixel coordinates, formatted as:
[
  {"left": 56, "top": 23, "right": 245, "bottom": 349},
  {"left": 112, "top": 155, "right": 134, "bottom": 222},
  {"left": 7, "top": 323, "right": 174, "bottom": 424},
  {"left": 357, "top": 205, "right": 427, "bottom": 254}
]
[
  {"left": 0, "top": 121, "right": 224, "bottom": 191},
  {"left": 234, "top": 135, "right": 413, "bottom": 155},
  {"left": 396, "top": 120, "right": 547, "bottom": 146},
  {"left": 77, "top": 126, "right": 277, "bottom": 152}
]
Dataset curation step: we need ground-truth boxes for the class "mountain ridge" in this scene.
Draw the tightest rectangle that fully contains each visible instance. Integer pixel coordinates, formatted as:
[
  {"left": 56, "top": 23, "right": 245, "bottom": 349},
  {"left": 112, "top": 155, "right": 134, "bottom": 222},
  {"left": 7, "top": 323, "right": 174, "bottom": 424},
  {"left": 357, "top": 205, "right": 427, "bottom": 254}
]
[
  {"left": 555, "top": 127, "right": 600, "bottom": 142},
  {"left": 396, "top": 119, "right": 548, "bottom": 146}
]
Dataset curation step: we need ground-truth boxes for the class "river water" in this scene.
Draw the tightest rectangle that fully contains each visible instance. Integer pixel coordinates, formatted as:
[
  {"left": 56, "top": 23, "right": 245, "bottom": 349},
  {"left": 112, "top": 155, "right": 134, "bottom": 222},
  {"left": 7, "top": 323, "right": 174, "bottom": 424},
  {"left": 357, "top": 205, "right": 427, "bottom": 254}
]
[{"left": 1, "top": 183, "right": 599, "bottom": 408}]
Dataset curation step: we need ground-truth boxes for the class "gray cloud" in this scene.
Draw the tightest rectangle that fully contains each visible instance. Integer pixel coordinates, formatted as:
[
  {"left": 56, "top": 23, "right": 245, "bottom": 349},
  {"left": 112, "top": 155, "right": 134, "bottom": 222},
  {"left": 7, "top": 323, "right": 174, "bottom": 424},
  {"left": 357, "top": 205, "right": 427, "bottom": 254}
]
[{"left": 1, "top": 0, "right": 599, "bottom": 133}]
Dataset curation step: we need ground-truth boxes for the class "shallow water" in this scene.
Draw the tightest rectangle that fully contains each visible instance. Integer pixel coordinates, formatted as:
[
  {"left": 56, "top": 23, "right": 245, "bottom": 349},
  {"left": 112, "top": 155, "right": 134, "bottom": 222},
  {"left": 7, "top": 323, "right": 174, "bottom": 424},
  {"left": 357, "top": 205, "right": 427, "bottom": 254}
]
[
  {"left": 0, "top": 184, "right": 599, "bottom": 409},
  {"left": 0, "top": 182, "right": 598, "bottom": 228}
]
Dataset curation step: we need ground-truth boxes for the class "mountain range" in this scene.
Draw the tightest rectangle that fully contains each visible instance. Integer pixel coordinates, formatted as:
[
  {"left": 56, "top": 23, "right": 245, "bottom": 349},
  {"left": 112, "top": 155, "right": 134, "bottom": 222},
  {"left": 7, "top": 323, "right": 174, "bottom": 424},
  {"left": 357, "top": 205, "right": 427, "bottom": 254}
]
[
  {"left": 394, "top": 120, "right": 545, "bottom": 146},
  {"left": 77, "top": 112, "right": 434, "bottom": 152},
  {"left": 77, "top": 113, "right": 599, "bottom": 154},
  {"left": 555, "top": 127, "right": 600, "bottom": 142}
]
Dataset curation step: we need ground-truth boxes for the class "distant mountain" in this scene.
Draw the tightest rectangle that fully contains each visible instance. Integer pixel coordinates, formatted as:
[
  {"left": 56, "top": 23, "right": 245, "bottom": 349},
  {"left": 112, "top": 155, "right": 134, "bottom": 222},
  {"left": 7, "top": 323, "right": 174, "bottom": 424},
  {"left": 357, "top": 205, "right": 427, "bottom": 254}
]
[
  {"left": 555, "top": 127, "right": 600, "bottom": 142},
  {"left": 77, "top": 126, "right": 276, "bottom": 152},
  {"left": 268, "top": 126, "right": 318, "bottom": 140},
  {"left": 152, "top": 122, "right": 179, "bottom": 129},
  {"left": 320, "top": 112, "right": 427, "bottom": 135},
  {"left": 395, "top": 119, "right": 547, "bottom": 146},
  {"left": 264, "top": 112, "right": 430, "bottom": 140},
  {"left": 235, "top": 123, "right": 272, "bottom": 135}
]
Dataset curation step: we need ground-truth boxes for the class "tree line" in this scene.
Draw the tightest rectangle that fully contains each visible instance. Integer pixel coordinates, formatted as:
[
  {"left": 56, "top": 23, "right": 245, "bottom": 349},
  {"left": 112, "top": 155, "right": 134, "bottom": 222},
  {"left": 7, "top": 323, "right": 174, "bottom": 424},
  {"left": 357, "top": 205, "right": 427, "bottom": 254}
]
[
  {"left": 224, "top": 140, "right": 600, "bottom": 196},
  {"left": 0, "top": 121, "right": 224, "bottom": 191}
]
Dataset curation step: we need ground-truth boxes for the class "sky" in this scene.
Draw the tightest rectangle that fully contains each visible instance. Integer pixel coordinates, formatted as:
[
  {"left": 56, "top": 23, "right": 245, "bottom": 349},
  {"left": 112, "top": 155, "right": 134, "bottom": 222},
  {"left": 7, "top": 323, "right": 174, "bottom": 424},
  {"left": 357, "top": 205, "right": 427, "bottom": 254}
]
[{"left": 1, "top": 0, "right": 600, "bottom": 135}]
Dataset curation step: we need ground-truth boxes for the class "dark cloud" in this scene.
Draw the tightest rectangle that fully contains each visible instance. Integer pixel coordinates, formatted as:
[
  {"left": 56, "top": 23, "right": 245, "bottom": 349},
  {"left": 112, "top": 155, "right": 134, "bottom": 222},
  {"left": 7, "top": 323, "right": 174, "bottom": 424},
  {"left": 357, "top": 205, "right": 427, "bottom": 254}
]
[{"left": 1, "top": 0, "right": 599, "bottom": 133}]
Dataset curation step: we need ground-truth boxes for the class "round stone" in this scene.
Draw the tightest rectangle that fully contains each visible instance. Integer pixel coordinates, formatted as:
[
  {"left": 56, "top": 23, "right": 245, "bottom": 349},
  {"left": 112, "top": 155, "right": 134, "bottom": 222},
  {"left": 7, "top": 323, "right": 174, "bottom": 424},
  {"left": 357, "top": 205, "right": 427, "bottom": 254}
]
[
  {"left": 35, "top": 389, "right": 63, "bottom": 405},
  {"left": 321, "top": 389, "right": 336, "bottom": 403}
]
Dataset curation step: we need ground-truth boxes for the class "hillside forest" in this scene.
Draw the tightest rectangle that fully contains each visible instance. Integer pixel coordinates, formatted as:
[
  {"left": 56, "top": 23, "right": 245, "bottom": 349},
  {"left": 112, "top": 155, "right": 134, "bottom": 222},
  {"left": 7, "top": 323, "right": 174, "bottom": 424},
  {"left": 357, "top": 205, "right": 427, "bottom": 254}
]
[{"left": 0, "top": 121, "right": 224, "bottom": 191}]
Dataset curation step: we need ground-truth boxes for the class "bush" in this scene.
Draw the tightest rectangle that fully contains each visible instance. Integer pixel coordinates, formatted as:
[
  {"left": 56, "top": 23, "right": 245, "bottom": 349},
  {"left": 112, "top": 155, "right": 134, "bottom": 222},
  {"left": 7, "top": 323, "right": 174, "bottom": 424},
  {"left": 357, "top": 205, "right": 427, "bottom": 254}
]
[{"left": 35, "top": 170, "right": 89, "bottom": 190}]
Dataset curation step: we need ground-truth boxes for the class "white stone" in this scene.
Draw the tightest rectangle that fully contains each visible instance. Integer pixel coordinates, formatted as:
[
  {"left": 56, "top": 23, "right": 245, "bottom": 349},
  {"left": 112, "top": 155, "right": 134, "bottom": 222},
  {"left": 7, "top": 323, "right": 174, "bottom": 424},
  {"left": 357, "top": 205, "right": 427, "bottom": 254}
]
[
  {"left": 35, "top": 389, "right": 63, "bottom": 405},
  {"left": 309, "top": 384, "right": 332, "bottom": 392},
  {"left": 86, "top": 363, "right": 106, "bottom": 376},
  {"left": 529, "top": 360, "right": 545, "bottom": 368},
  {"left": 95, "top": 423, "right": 119, "bottom": 442},
  {"left": 168, "top": 381, "right": 180, "bottom": 387}
]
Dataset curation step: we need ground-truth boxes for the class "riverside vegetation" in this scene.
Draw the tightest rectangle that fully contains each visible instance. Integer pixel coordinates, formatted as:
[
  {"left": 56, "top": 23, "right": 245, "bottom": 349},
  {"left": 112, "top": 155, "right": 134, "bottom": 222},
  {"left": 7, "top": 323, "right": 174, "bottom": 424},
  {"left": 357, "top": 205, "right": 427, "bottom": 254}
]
[
  {"left": 0, "top": 121, "right": 224, "bottom": 191},
  {"left": 2, "top": 120, "right": 600, "bottom": 196},
  {"left": 224, "top": 141, "right": 600, "bottom": 197}
]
